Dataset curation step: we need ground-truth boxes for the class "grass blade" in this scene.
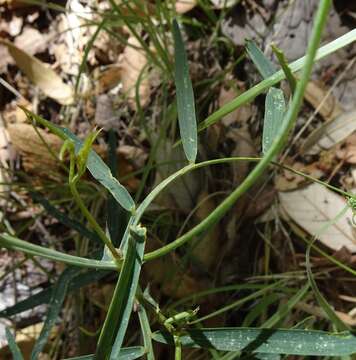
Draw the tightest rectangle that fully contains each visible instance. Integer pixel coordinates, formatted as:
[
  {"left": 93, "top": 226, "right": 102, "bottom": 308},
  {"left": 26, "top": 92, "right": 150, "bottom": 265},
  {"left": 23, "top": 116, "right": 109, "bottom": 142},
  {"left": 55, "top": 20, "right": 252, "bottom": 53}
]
[
  {"left": 199, "top": 28, "right": 356, "bottom": 133},
  {"left": 95, "top": 225, "right": 146, "bottom": 359},
  {"left": 5, "top": 328, "right": 24, "bottom": 360},
  {"left": 261, "top": 283, "right": 309, "bottom": 328},
  {"left": 20, "top": 108, "right": 135, "bottom": 212},
  {"left": 63, "top": 346, "right": 146, "bottom": 360},
  {"left": 153, "top": 328, "right": 356, "bottom": 356},
  {"left": 173, "top": 19, "right": 197, "bottom": 163},
  {"left": 246, "top": 40, "right": 276, "bottom": 79},
  {"left": 262, "top": 87, "right": 286, "bottom": 154},
  {"left": 30, "top": 191, "right": 101, "bottom": 244},
  {"left": 31, "top": 267, "right": 78, "bottom": 360},
  {"left": 0, "top": 268, "right": 108, "bottom": 318}
]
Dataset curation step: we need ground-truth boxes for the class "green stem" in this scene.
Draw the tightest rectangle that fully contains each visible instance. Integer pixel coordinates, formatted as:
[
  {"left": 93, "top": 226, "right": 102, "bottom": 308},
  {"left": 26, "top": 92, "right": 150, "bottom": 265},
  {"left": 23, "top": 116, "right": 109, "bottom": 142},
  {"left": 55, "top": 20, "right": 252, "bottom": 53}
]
[
  {"left": 69, "top": 181, "right": 121, "bottom": 263},
  {"left": 145, "top": 0, "right": 332, "bottom": 260}
]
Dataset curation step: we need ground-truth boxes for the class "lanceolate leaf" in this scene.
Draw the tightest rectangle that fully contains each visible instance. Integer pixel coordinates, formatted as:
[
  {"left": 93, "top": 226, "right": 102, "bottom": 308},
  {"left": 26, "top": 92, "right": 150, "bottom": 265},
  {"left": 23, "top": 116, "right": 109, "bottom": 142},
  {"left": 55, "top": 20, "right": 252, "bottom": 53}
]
[
  {"left": 173, "top": 19, "right": 198, "bottom": 163},
  {"left": 153, "top": 328, "right": 356, "bottom": 356},
  {"left": 30, "top": 192, "right": 100, "bottom": 244},
  {"left": 246, "top": 40, "right": 276, "bottom": 79},
  {"left": 95, "top": 225, "right": 146, "bottom": 359},
  {"left": 263, "top": 87, "right": 286, "bottom": 154},
  {"left": 5, "top": 328, "right": 24, "bottom": 360},
  {"left": 31, "top": 267, "right": 78, "bottom": 360},
  {"left": 62, "top": 128, "right": 135, "bottom": 212},
  {"left": 63, "top": 346, "right": 146, "bottom": 360},
  {"left": 0, "top": 268, "right": 109, "bottom": 318},
  {"left": 20, "top": 108, "right": 135, "bottom": 212}
]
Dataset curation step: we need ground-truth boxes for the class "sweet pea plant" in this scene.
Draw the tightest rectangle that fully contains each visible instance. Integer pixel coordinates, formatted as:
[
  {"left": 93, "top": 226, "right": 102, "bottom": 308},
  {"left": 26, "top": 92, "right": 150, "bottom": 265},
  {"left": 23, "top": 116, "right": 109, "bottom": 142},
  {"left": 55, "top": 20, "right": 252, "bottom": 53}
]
[{"left": 2, "top": 0, "right": 356, "bottom": 358}]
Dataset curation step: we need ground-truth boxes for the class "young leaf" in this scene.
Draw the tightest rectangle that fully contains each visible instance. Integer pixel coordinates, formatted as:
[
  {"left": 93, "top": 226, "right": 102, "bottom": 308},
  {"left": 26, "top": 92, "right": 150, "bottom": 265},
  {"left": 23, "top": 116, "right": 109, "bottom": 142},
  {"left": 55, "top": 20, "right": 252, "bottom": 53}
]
[
  {"left": 20, "top": 108, "right": 135, "bottom": 213},
  {"left": 95, "top": 225, "right": 146, "bottom": 359},
  {"left": 31, "top": 267, "right": 78, "bottom": 360},
  {"left": 271, "top": 44, "right": 297, "bottom": 93},
  {"left": 5, "top": 328, "right": 24, "bottom": 360},
  {"left": 153, "top": 328, "right": 356, "bottom": 356},
  {"left": 138, "top": 302, "right": 155, "bottom": 360},
  {"left": 172, "top": 19, "right": 198, "bottom": 163},
  {"left": 262, "top": 87, "right": 286, "bottom": 154},
  {"left": 246, "top": 40, "right": 276, "bottom": 79},
  {"left": 63, "top": 346, "right": 146, "bottom": 360}
]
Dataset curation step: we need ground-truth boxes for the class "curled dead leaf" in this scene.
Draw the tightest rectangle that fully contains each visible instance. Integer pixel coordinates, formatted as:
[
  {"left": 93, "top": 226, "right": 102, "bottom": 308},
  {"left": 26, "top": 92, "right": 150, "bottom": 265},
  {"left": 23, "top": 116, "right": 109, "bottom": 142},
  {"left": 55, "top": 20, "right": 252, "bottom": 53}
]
[
  {"left": 304, "top": 81, "right": 343, "bottom": 121},
  {"left": 0, "top": 40, "right": 74, "bottom": 105},
  {"left": 118, "top": 36, "right": 150, "bottom": 110}
]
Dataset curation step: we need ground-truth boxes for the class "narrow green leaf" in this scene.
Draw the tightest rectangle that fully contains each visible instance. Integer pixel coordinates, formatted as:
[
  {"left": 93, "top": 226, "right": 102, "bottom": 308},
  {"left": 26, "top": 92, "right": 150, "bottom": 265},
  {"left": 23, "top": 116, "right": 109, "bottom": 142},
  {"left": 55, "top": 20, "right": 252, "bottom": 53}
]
[
  {"left": 271, "top": 44, "right": 297, "bottom": 93},
  {"left": 95, "top": 225, "right": 146, "bottom": 359},
  {"left": 31, "top": 267, "right": 78, "bottom": 360},
  {"left": 0, "top": 233, "right": 117, "bottom": 270},
  {"left": 262, "top": 87, "right": 286, "bottom": 154},
  {"left": 261, "top": 283, "right": 309, "bottom": 328},
  {"left": 5, "top": 328, "right": 24, "bottom": 360},
  {"left": 107, "top": 130, "right": 128, "bottom": 246},
  {"left": 0, "top": 268, "right": 108, "bottom": 318},
  {"left": 62, "top": 128, "right": 135, "bottom": 212},
  {"left": 138, "top": 302, "right": 155, "bottom": 360},
  {"left": 30, "top": 192, "right": 100, "bottom": 244},
  {"left": 63, "top": 346, "right": 145, "bottom": 360},
  {"left": 153, "top": 328, "right": 356, "bottom": 356},
  {"left": 306, "top": 206, "right": 350, "bottom": 332},
  {"left": 246, "top": 40, "right": 276, "bottom": 79},
  {"left": 172, "top": 19, "right": 197, "bottom": 163},
  {"left": 19, "top": 108, "right": 135, "bottom": 212}
]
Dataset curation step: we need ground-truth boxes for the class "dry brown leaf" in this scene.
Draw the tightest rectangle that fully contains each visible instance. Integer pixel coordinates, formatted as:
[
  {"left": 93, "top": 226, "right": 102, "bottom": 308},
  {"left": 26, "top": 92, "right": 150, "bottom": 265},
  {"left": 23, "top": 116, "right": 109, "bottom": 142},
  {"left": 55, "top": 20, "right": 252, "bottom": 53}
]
[
  {"left": 175, "top": 0, "right": 197, "bottom": 13},
  {"left": 336, "top": 133, "right": 356, "bottom": 164},
  {"left": 304, "top": 81, "right": 343, "bottom": 121},
  {"left": 0, "top": 40, "right": 73, "bottom": 105},
  {"left": 275, "top": 161, "right": 325, "bottom": 191},
  {"left": 301, "top": 109, "right": 356, "bottom": 155},
  {"left": 95, "top": 65, "right": 122, "bottom": 94},
  {"left": 279, "top": 182, "right": 356, "bottom": 252},
  {"left": 296, "top": 302, "right": 356, "bottom": 326},
  {"left": 7, "top": 123, "right": 63, "bottom": 177},
  {"left": 144, "top": 237, "right": 204, "bottom": 299},
  {"left": 118, "top": 36, "right": 150, "bottom": 110}
]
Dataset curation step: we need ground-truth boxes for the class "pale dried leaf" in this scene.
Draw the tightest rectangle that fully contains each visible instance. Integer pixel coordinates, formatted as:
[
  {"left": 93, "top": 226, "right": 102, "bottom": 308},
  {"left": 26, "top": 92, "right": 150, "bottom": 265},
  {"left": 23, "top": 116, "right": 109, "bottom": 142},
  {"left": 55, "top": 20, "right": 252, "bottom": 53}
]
[
  {"left": 275, "top": 161, "right": 324, "bottom": 191},
  {"left": 210, "top": 0, "right": 237, "bottom": 8},
  {"left": 119, "top": 36, "right": 150, "bottom": 110},
  {"left": 304, "top": 81, "right": 343, "bottom": 121},
  {"left": 279, "top": 183, "right": 356, "bottom": 252},
  {"left": 175, "top": 0, "right": 197, "bottom": 13},
  {"left": 0, "top": 40, "right": 74, "bottom": 105},
  {"left": 301, "top": 110, "right": 356, "bottom": 155},
  {"left": 7, "top": 123, "right": 63, "bottom": 177}
]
